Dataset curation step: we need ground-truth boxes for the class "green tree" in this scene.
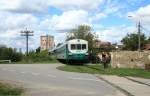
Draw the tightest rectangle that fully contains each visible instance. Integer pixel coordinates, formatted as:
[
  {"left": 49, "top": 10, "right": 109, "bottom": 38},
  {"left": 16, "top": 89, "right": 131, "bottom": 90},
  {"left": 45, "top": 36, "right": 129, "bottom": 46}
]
[
  {"left": 0, "top": 47, "right": 23, "bottom": 62},
  {"left": 36, "top": 47, "right": 41, "bottom": 53},
  {"left": 121, "top": 33, "right": 147, "bottom": 51},
  {"left": 67, "top": 25, "right": 97, "bottom": 51},
  {"left": 147, "top": 37, "right": 150, "bottom": 42}
]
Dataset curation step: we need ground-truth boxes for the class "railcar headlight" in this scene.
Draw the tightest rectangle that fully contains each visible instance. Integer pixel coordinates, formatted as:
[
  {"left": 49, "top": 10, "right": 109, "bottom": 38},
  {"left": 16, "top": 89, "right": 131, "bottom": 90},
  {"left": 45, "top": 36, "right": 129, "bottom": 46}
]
[{"left": 85, "top": 53, "right": 89, "bottom": 55}]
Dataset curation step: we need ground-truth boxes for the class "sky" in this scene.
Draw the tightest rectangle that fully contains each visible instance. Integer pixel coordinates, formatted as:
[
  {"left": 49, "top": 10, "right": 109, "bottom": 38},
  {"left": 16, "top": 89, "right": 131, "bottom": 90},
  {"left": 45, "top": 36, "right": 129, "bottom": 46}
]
[{"left": 0, "top": 0, "right": 150, "bottom": 52}]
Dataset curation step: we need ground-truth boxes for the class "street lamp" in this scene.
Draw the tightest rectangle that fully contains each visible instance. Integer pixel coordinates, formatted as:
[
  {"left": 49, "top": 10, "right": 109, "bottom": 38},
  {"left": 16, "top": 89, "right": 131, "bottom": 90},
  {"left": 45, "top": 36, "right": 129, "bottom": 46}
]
[{"left": 128, "top": 15, "right": 141, "bottom": 51}]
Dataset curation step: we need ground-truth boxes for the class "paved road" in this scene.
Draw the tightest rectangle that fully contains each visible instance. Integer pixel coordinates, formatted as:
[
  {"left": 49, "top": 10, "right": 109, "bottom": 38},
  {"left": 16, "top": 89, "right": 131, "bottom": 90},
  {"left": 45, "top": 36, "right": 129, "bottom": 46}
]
[{"left": 0, "top": 64, "right": 125, "bottom": 96}]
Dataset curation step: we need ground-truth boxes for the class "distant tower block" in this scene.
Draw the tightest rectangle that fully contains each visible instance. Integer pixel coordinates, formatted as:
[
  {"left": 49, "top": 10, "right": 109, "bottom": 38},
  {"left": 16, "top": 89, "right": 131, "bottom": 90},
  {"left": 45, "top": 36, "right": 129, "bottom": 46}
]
[{"left": 40, "top": 35, "right": 54, "bottom": 51}]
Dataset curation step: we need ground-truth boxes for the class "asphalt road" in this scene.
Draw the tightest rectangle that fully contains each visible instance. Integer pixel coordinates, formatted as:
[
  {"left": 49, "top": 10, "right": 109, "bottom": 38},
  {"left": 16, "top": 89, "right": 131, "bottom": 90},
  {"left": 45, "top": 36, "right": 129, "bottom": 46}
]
[{"left": 0, "top": 64, "right": 125, "bottom": 96}]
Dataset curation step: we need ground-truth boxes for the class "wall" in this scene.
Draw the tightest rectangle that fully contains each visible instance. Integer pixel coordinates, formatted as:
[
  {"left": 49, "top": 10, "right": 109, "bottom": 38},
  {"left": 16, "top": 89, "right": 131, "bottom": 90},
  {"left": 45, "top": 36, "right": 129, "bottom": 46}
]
[{"left": 111, "top": 51, "right": 150, "bottom": 69}]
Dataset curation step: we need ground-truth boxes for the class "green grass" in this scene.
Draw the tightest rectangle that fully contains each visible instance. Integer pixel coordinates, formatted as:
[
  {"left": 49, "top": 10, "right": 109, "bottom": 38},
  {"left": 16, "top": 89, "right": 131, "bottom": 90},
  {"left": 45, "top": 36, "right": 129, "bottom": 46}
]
[
  {"left": 0, "top": 59, "right": 59, "bottom": 64},
  {"left": 57, "top": 64, "right": 150, "bottom": 79},
  {"left": 0, "top": 82, "right": 24, "bottom": 96},
  {"left": 13, "top": 59, "right": 59, "bottom": 64}
]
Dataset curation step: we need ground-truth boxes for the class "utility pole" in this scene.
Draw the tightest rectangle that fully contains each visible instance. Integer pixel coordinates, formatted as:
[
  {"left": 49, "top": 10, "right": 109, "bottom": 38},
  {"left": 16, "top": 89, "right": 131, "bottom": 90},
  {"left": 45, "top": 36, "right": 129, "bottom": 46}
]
[
  {"left": 21, "top": 28, "right": 34, "bottom": 56},
  {"left": 128, "top": 15, "right": 142, "bottom": 51},
  {"left": 138, "top": 21, "right": 141, "bottom": 51}
]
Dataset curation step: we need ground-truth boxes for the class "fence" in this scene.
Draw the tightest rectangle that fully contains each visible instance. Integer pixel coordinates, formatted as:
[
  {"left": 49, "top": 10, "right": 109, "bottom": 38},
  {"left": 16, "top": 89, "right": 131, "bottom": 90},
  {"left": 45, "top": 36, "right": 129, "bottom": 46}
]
[{"left": 0, "top": 60, "right": 11, "bottom": 63}]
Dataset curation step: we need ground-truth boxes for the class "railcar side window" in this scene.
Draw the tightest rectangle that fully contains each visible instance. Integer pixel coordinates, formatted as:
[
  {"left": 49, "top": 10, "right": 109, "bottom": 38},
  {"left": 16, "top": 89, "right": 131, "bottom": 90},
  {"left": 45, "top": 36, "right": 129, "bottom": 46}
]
[
  {"left": 71, "top": 44, "right": 76, "bottom": 50},
  {"left": 77, "top": 44, "right": 81, "bottom": 50},
  {"left": 82, "top": 44, "right": 86, "bottom": 50}
]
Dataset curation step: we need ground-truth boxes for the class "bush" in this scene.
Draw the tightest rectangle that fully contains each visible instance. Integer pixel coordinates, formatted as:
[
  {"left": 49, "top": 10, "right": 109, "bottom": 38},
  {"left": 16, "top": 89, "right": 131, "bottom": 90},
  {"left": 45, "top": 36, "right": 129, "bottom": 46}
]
[
  {"left": 89, "top": 53, "right": 100, "bottom": 64},
  {"left": 0, "top": 47, "right": 23, "bottom": 62},
  {"left": 22, "top": 50, "right": 55, "bottom": 63}
]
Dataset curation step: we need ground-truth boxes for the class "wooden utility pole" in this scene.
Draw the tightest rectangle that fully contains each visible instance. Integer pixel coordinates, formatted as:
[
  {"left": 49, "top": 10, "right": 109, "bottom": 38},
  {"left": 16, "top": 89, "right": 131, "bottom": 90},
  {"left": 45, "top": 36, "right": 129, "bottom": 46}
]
[{"left": 21, "top": 28, "right": 34, "bottom": 56}]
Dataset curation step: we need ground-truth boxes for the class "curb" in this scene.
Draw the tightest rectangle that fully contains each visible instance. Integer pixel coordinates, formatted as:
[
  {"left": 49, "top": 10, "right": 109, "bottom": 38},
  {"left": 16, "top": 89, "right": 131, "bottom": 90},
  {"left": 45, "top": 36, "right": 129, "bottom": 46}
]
[
  {"left": 96, "top": 75, "right": 134, "bottom": 96},
  {"left": 124, "top": 77, "right": 150, "bottom": 87}
]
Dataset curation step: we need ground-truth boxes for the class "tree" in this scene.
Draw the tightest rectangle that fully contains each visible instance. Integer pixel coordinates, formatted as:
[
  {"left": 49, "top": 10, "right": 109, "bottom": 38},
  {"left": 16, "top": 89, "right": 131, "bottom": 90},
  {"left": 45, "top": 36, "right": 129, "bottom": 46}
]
[
  {"left": 67, "top": 25, "right": 97, "bottom": 52},
  {"left": 147, "top": 37, "right": 150, "bottom": 42},
  {"left": 36, "top": 47, "right": 41, "bottom": 53},
  {"left": 0, "top": 47, "right": 23, "bottom": 62},
  {"left": 121, "top": 33, "right": 147, "bottom": 51}
]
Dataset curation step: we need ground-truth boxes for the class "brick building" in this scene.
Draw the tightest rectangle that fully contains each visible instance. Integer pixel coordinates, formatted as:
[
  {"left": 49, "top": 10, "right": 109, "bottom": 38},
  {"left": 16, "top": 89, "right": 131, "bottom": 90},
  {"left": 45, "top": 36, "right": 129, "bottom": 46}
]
[
  {"left": 40, "top": 35, "right": 54, "bottom": 51},
  {"left": 144, "top": 43, "right": 150, "bottom": 50}
]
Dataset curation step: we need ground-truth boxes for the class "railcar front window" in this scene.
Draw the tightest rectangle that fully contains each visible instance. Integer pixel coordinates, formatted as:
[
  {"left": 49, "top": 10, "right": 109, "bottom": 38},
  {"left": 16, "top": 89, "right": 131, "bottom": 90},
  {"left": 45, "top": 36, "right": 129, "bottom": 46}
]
[
  {"left": 71, "top": 44, "right": 76, "bottom": 50},
  {"left": 77, "top": 44, "right": 81, "bottom": 50},
  {"left": 82, "top": 44, "right": 86, "bottom": 50}
]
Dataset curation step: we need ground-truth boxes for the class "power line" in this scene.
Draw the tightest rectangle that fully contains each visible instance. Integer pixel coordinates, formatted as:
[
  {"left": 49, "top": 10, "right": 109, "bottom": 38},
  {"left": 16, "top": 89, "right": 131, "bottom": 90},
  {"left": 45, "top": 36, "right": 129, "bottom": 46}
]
[{"left": 21, "top": 28, "right": 34, "bottom": 56}]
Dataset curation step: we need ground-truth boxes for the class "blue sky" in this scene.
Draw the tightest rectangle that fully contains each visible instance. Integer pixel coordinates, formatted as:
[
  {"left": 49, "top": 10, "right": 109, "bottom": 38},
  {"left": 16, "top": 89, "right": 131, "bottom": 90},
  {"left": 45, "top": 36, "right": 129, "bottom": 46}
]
[{"left": 0, "top": 0, "right": 150, "bottom": 52}]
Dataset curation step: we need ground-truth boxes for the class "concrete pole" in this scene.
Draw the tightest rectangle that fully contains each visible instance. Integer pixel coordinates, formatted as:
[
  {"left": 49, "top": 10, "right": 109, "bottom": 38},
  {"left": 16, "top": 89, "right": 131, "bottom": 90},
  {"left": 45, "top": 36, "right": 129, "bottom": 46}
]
[{"left": 138, "top": 21, "right": 141, "bottom": 51}]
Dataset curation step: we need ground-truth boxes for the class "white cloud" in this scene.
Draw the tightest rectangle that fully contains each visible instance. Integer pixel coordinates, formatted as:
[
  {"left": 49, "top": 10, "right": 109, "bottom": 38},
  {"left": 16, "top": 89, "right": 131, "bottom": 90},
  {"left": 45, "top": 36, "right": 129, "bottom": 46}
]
[
  {"left": 0, "top": 0, "right": 20, "bottom": 11},
  {"left": 49, "top": 10, "right": 89, "bottom": 30},
  {"left": 0, "top": 12, "right": 38, "bottom": 31},
  {"left": 90, "top": 13, "right": 107, "bottom": 23},
  {"left": 16, "top": 0, "right": 49, "bottom": 13},
  {"left": 0, "top": 12, "right": 42, "bottom": 50},
  {"left": 48, "top": 0, "right": 103, "bottom": 11},
  {"left": 128, "top": 4, "right": 150, "bottom": 24},
  {"left": 0, "top": 12, "right": 39, "bottom": 38},
  {"left": 95, "top": 25, "right": 136, "bottom": 44},
  {"left": 0, "top": 0, "right": 105, "bottom": 47},
  {"left": 0, "top": 0, "right": 49, "bottom": 13},
  {"left": 127, "top": 4, "right": 150, "bottom": 36},
  {"left": 0, "top": 29, "right": 20, "bottom": 38},
  {"left": 136, "top": 5, "right": 150, "bottom": 16},
  {"left": 42, "top": 10, "right": 91, "bottom": 45},
  {"left": 0, "top": 0, "right": 148, "bottom": 51},
  {"left": 0, "top": 0, "right": 104, "bottom": 13}
]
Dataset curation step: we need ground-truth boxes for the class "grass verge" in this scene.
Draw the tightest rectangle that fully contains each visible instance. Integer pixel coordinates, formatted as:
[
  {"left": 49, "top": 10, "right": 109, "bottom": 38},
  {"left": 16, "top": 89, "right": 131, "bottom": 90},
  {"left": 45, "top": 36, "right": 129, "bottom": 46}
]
[
  {"left": 13, "top": 59, "right": 59, "bottom": 64},
  {"left": 0, "top": 81, "right": 24, "bottom": 96},
  {"left": 57, "top": 64, "right": 150, "bottom": 79}
]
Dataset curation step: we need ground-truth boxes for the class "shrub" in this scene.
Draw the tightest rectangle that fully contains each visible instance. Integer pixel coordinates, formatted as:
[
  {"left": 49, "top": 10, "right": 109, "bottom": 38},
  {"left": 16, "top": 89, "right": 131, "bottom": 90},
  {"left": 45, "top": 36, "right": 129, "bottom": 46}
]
[
  {"left": 0, "top": 47, "right": 23, "bottom": 62},
  {"left": 22, "top": 50, "right": 54, "bottom": 63},
  {"left": 145, "top": 63, "right": 150, "bottom": 71}
]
